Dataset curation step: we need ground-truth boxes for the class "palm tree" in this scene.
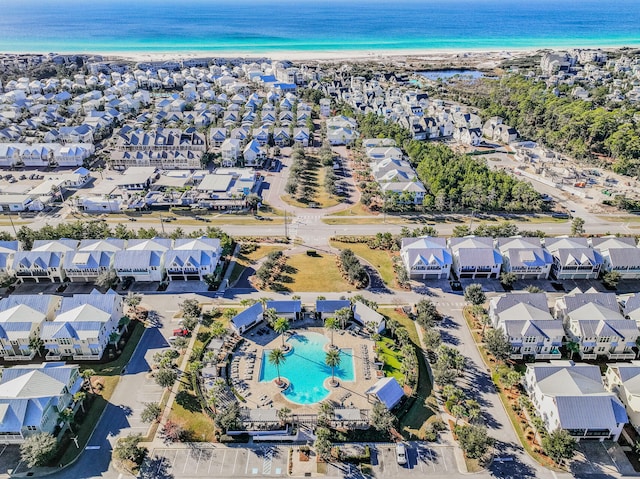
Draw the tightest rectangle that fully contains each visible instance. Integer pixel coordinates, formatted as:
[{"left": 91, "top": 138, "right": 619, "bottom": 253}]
[
  {"left": 73, "top": 391, "right": 87, "bottom": 413},
  {"left": 58, "top": 407, "right": 75, "bottom": 433},
  {"left": 277, "top": 407, "right": 292, "bottom": 425},
  {"left": 273, "top": 317, "right": 290, "bottom": 349},
  {"left": 566, "top": 341, "right": 580, "bottom": 360},
  {"left": 325, "top": 349, "right": 341, "bottom": 386},
  {"left": 81, "top": 369, "right": 96, "bottom": 394},
  {"left": 268, "top": 348, "right": 286, "bottom": 386},
  {"left": 324, "top": 317, "right": 339, "bottom": 348}
]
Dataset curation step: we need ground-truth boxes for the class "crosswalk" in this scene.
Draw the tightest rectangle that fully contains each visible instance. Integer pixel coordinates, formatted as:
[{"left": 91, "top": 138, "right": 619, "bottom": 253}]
[{"left": 435, "top": 302, "right": 466, "bottom": 308}]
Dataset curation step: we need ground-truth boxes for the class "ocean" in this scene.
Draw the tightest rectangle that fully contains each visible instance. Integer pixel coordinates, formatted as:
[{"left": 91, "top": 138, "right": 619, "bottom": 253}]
[{"left": 0, "top": 0, "right": 639, "bottom": 54}]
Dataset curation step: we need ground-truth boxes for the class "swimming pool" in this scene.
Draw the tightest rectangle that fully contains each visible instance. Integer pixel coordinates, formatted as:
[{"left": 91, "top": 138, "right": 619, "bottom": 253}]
[{"left": 259, "top": 331, "right": 354, "bottom": 405}]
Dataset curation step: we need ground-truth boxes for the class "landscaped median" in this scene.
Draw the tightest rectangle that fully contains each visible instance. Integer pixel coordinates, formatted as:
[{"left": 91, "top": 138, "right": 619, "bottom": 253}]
[{"left": 462, "top": 306, "right": 568, "bottom": 471}]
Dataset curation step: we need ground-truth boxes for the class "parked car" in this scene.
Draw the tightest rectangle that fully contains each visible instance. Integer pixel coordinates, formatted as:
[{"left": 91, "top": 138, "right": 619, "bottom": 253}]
[
  {"left": 172, "top": 328, "right": 189, "bottom": 337},
  {"left": 396, "top": 443, "right": 407, "bottom": 466}
]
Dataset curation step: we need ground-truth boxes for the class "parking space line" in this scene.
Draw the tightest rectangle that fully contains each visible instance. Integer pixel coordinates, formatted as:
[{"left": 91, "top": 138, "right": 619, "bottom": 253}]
[
  {"left": 195, "top": 449, "right": 203, "bottom": 473},
  {"left": 245, "top": 449, "right": 251, "bottom": 475},
  {"left": 183, "top": 448, "right": 191, "bottom": 473},
  {"left": 208, "top": 450, "right": 216, "bottom": 474},
  {"left": 441, "top": 448, "right": 449, "bottom": 471},
  {"left": 170, "top": 449, "right": 179, "bottom": 468},
  {"left": 232, "top": 449, "right": 239, "bottom": 475},
  {"left": 220, "top": 450, "right": 227, "bottom": 474},
  {"left": 426, "top": 448, "right": 436, "bottom": 472}
]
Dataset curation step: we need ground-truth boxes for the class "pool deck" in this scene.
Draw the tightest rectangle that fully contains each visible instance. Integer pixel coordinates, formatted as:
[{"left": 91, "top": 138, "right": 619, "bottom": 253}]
[{"left": 230, "top": 317, "right": 381, "bottom": 415}]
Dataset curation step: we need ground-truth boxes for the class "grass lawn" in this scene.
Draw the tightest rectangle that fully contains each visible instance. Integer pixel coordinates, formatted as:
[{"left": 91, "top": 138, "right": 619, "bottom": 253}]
[
  {"left": 375, "top": 337, "right": 404, "bottom": 382},
  {"left": 323, "top": 216, "right": 413, "bottom": 225},
  {"left": 92, "top": 321, "right": 146, "bottom": 376},
  {"left": 330, "top": 241, "right": 396, "bottom": 288},
  {"left": 228, "top": 244, "right": 287, "bottom": 285},
  {"left": 281, "top": 155, "right": 340, "bottom": 209},
  {"left": 283, "top": 253, "right": 355, "bottom": 292},
  {"left": 168, "top": 385, "right": 216, "bottom": 442},
  {"left": 58, "top": 375, "right": 119, "bottom": 465},
  {"left": 328, "top": 202, "right": 375, "bottom": 217},
  {"left": 378, "top": 308, "right": 436, "bottom": 439}
]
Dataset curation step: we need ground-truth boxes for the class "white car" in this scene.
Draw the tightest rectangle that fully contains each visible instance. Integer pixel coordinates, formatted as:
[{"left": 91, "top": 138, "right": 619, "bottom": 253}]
[{"left": 396, "top": 443, "right": 407, "bottom": 466}]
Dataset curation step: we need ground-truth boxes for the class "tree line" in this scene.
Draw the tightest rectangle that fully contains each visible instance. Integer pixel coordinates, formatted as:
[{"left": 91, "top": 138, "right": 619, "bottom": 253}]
[
  {"left": 13, "top": 220, "right": 234, "bottom": 255},
  {"left": 461, "top": 75, "right": 640, "bottom": 176}
]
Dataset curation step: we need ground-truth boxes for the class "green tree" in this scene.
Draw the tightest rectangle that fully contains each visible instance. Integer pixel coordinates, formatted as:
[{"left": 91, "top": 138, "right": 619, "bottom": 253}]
[
  {"left": 324, "top": 316, "right": 340, "bottom": 348},
  {"left": 370, "top": 402, "right": 396, "bottom": 438},
  {"left": 484, "top": 328, "right": 512, "bottom": 362},
  {"left": 20, "top": 432, "right": 57, "bottom": 468},
  {"left": 423, "top": 327, "right": 442, "bottom": 351},
  {"left": 571, "top": 217, "right": 585, "bottom": 236},
  {"left": 502, "top": 369, "right": 522, "bottom": 391},
  {"left": 335, "top": 307, "right": 352, "bottom": 329},
  {"left": 603, "top": 271, "right": 621, "bottom": 289},
  {"left": 566, "top": 340, "right": 581, "bottom": 360},
  {"left": 314, "top": 426, "right": 332, "bottom": 460},
  {"left": 113, "top": 433, "right": 146, "bottom": 466},
  {"left": 95, "top": 269, "right": 118, "bottom": 290},
  {"left": 155, "top": 368, "right": 177, "bottom": 389},
  {"left": 325, "top": 349, "right": 341, "bottom": 386},
  {"left": 277, "top": 406, "right": 292, "bottom": 425},
  {"left": 451, "top": 404, "right": 466, "bottom": 425},
  {"left": 263, "top": 307, "right": 278, "bottom": 327},
  {"left": 542, "top": 429, "right": 577, "bottom": 464},
  {"left": 81, "top": 368, "right": 96, "bottom": 394},
  {"left": 73, "top": 391, "right": 87, "bottom": 412},
  {"left": 58, "top": 406, "right": 75, "bottom": 432},
  {"left": 124, "top": 292, "right": 142, "bottom": 314},
  {"left": 455, "top": 424, "right": 493, "bottom": 459},
  {"left": 268, "top": 348, "right": 287, "bottom": 385},
  {"left": 273, "top": 317, "right": 290, "bottom": 349},
  {"left": 141, "top": 402, "right": 162, "bottom": 423},
  {"left": 415, "top": 299, "right": 441, "bottom": 328},
  {"left": 500, "top": 272, "right": 517, "bottom": 288},
  {"left": 464, "top": 284, "right": 486, "bottom": 306},
  {"left": 179, "top": 298, "right": 201, "bottom": 318}
]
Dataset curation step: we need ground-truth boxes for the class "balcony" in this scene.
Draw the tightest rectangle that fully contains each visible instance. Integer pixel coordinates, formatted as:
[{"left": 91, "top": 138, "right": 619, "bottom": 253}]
[
  {"left": 608, "top": 351, "right": 636, "bottom": 360},
  {"left": 73, "top": 354, "right": 101, "bottom": 361},
  {"left": 536, "top": 352, "right": 562, "bottom": 360},
  {"left": 580, "top": 352, "right": 597, "bottom": 360},
  {"left": 510, "top": 353, "right": 524, "bottom": 360}
]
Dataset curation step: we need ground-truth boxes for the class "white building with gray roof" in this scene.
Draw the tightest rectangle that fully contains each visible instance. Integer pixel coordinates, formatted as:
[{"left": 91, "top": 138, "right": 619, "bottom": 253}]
[
  {"left": 592, "top": 236, "right": 640, "bottom": 279},
  {"left": 0, "top": 362, "right": 82, "bottom": 443},
  {"left": 605, "top": 361, "right": 640, "bottom": 433},
  {"left": 524, "top": 361, "right": 627, "bottom": 442},
  {"left": 555, "top": 293, "right": 638, "bottom": 360},
  {"left": 400, "top": 236, "right": 452, "bottom": 280},
  {"left": 545, "top": 237, "right": 603, "bottom": 280},
  {"left": 449, "top": 236, "right": 502, "bottom": 279},
  {"left": 496, "top": 237, "right": 553, "bottom": 279}
]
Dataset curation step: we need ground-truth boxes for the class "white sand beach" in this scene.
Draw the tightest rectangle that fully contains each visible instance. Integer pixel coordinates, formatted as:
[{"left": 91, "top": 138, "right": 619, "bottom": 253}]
[{"left": 99, "top": 47, "right": 540, "bottom": 68}]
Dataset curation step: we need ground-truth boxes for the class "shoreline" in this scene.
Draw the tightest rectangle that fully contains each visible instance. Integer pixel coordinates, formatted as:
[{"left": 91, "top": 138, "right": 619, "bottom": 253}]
[{"left": 3, "top": 44, "right": 637, "bottom": 66}]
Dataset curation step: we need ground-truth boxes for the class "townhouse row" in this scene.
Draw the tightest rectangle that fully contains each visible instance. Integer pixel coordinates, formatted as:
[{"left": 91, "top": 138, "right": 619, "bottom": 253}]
[
  {"left": 0, "top": 236, "right": 222, "bottom": 283},
  {"left": 489, "top": 290, "right": 640, "bottom": 442},
  {"left": 0, "top": 289, "right": 123, "bottom": 362},
  {"left": 364, "top": 138, "right": 426, "bottom": 205},
  {"left": 401, "top": 235, "right": 640, "bottom": 280}
]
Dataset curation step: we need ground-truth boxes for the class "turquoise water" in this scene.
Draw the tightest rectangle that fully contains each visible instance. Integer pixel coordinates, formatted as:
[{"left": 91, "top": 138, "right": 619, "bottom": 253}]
[
  {"left": 260, "top": 331, "right": 354, "bottom": 405},
  {"left": 419, "top": 70, "right": 485, "bottom": 81},
  {"left": 0, "top": 0, "right": 639, "bottom": 53}
]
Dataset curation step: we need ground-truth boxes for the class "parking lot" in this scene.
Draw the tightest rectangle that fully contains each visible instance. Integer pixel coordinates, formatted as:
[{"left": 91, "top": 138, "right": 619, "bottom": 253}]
[
  {"left": 327, "top": 443, "right": 456, "bottom": 478},
  {"left": 142, "top": 445, "right": 288, "bottom": 478}
]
